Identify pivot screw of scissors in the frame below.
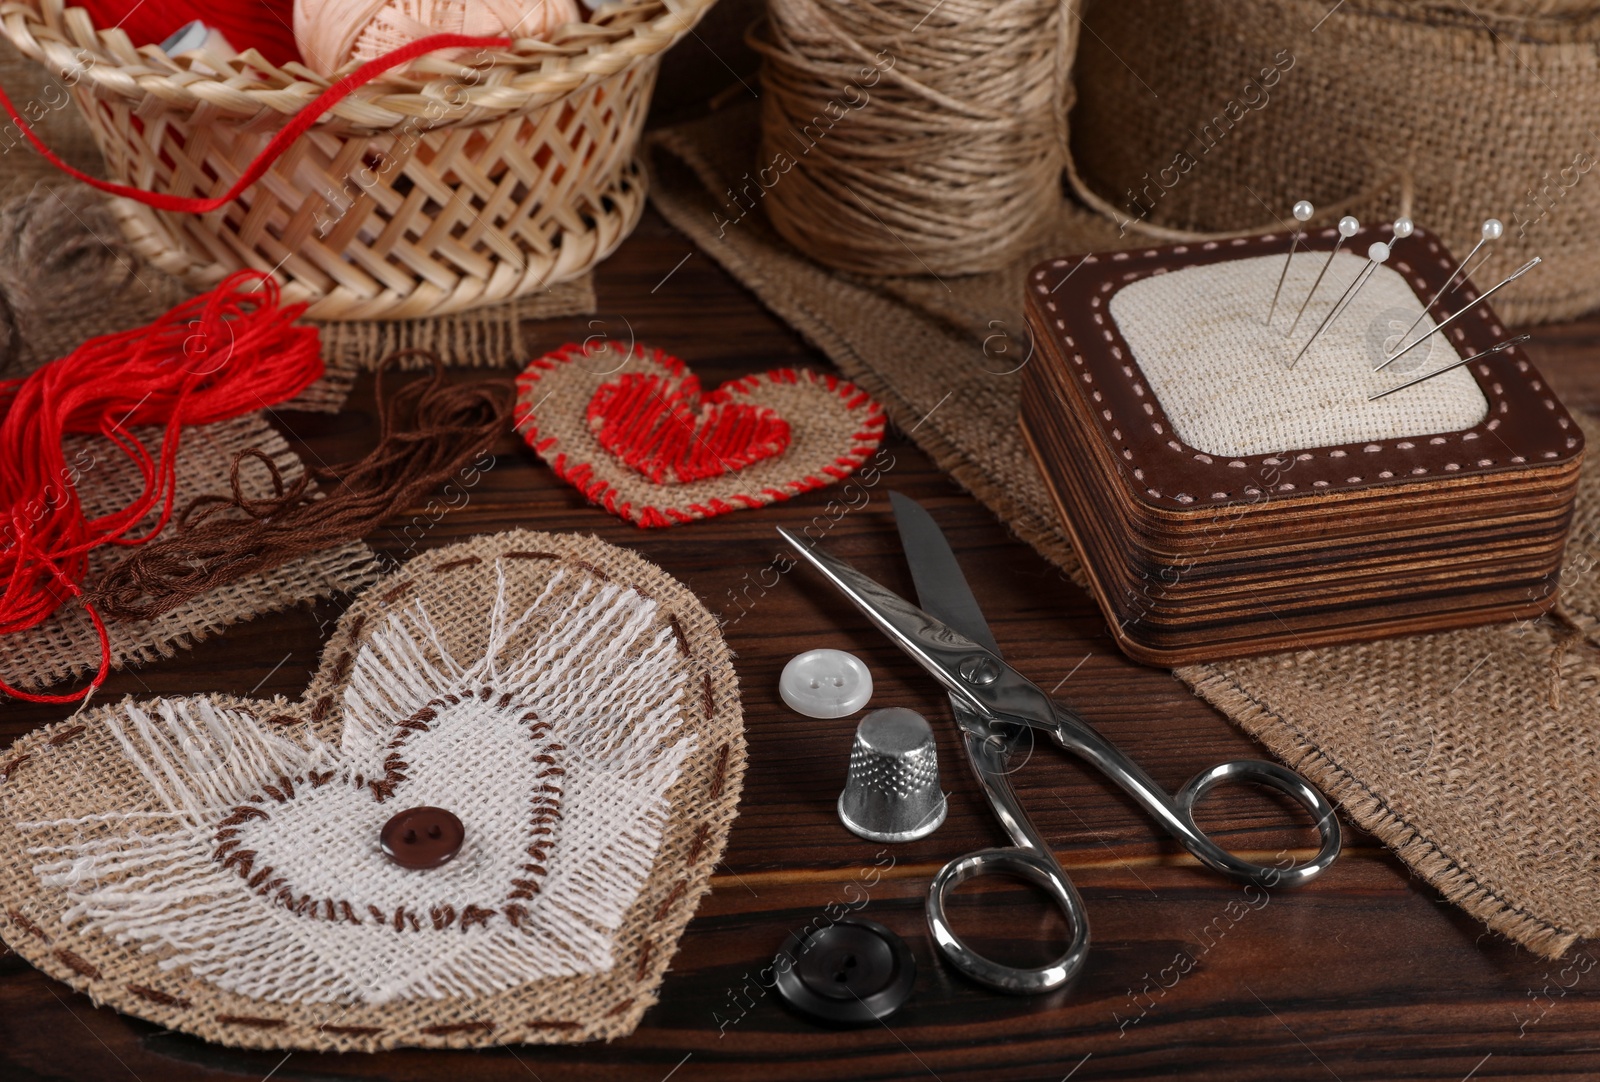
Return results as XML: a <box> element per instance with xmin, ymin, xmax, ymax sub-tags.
<box><xmin>959</xmin><ymin>655</ymin><xmax>1000</xmax><ymax>686</ymax></box>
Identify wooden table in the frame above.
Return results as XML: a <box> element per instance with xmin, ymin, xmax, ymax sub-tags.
<box><xmin>5</xmin><ymin>208</ymin><xmax>1600</xmax><ymax>1082</ymax></box>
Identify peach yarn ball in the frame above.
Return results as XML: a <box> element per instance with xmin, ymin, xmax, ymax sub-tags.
<box><xmin>293</xmin><ymin>0</ymin><xmax>582</xmax><ymax>75</ymax></box>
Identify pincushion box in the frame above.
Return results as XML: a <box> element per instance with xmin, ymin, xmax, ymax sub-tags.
<box><xmin>1019</xmin><ymin>226</ymin><xmax>1585</xmax><ymax>666</ymax></box>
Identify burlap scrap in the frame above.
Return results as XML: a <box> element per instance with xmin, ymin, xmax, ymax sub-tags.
<box><xmin>0</xmin><ymin>530</ymin><xmax>745</xmax><ymax>1050</ymax></box>
<box><xmin>0</xmin><ymin>414</ymin><xmax>380</xmax><ymax>694</ymax></box>
<box><xmin>650</xmin><ymin>106</ymin><xmax>1600</xmax><ymax>958</ymax></box>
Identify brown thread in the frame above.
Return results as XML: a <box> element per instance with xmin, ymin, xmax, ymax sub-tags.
<box><xmin>89</xmin><ymin>355</ymin><xmax>514</xmax><ymax>622</ymax></box>
<box><xmin>53</xmin><ymin>948</ymin><xmax>101</xmax><ymax>979</ymax></box>
<box><xmin>47</xmin><ymin>724</ymin><xmax>86</xmax><ymax>746</ymax></box>
<box><xmin>634</xmin><ymin>939</ymin><xmax>655</xmax><ymax>981</ymax></box>
<box><xmin>435</xmin><ymin>556</ymin><xmax>482</xmax><ymax>573</ymax></box>
<box><xmin>667</xmin><ymin>614</ymin><xmax>689</xmax><ymax>656</ymax></box>
<box><xmin>653</xmin><ymin>881</ymin><xmax>687</xmax><ymax>922</ymax></box>
<box><xmin>497</xmin><ymin>691</ymin><xmax>514</xmax><ymax>709</ymax></box>
<box><xmin>709</xmin><ymin>742</ymin><xmax>731</xmax><ymax>799</ymax></box>
<box><xmin>311</xmin><ymin>694</ymin><xmax>334</xmax><ymax>723</ymax></box>
<box><xmin>309</xmin><ymin>770</ymin><xmax>334</xmax><ymax>787</ymax></box>
<box><xmin>604</xmin><ymin>998</ymin><xmax>635</xmax><ymax>1017</ymax></box>
<box><xmin>330</xmin><ymin>650</ymin><xmax>354</xmax><ymax>682</ymax></box>
<box><xmin>570</xmin><ymin>558</ymin><xmax>610</xmax><ymax>581</ymax></box>
<box><xmin>219</xmin><ymin>805</ymin><xmax>270</xmax><ymax>825</ymax></box>
<box><xmin>127</xmin><ymin>984</ymin><xmax>191</xmax><ymax>1009</ymax></box>
<box><xmin>460</xmin><ymin>904</ymin><xmax>495</xmax><ymax>930</ymax></box>
<box><xmin>264</xmin><ymin>714</ymin><xmax>301</xmax><ymax>727</ymax></box>
<box><xmin>347</xmin><ymin>613</ymin><xmax>367</xmax><ymax>640</ymax></box>
<box><xmin>217</xmin><ymin>1014</ymin><xmax>287</xmax><ymax>1029</ymax></box>
<box><xmin>430</xmin><ymin>905</ymin><xmax>457</xmax><ymax>930</ymax></box>
<box><xmin>686</xmin><ymin>823</ymin><xmax>712</xmax><ymax>865</ymax></box>
<box><xmin>701</xmin><ymin>672</ymin><xmax>715</xmax><ymax>718</ymax></box>
<box><xmin>422</xmin><ymin>1021</ymin><xmax>494</xmax><ymax>1035</ymax></box>
<box><xmin>323</xmin><ymin>1024</ymin><xmax>383</xmax><ymax>1036</ymax></box>
<box><xmin>504</xmin><ymin>550</ymin><xmax>559</xmax><ymax>560</ymax></box>
<box><xmin>527</xmin><ymin>1019</ymin><xmax>581</xmax><ymax>1030</ymax></box>
<box><xmin>382</xmin><ymin>581</ymin><xmax>415</xmax><ymax>604</ymax></box>
<box><xmin>504</xmin><ymin>904</ymin><xmax>528</xmax><ymax>927</ymax></box>
<box><xmin>8</xmin><ymin>908</ymin><xmax>47</xmax><ymax>940</ymax></box>
<box><xmin>1</xmin><ymin>753</ymin><xmax>30</xmax><ymax>780</ymax></box>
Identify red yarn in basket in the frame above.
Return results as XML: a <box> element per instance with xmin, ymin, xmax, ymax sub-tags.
<box><xmin>0</xmin><ymin>32</ymin><xmax>512</xmax><ymax>214</ymax></box>
<box><xmin>75</xmin><ymin>1</ymin><xmax>302</xmax><ymax>67</ymax></box>
<box><xmin>0</xmin><ymin>270</ymin><xmax>323</xmax><ymax>704</ymax></box>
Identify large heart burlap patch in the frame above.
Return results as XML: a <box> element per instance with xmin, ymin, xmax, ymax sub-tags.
<box><xmin>0</xmin><ymin>531</ymin><xmax>744</xmax><ymax>1050</ymax></box>
<box><xmin>516</xmin><ymin>340</ymin><xmax>886</xmax><ymax>527</ymax></box>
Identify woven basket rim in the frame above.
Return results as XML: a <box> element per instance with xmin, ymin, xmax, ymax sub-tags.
<box><xmin>0</xmin><ymin>0</ymin><xmax>718</xmax><ymax>129</ymax></box>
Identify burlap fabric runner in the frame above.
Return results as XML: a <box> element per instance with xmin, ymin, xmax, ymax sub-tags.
<box><xmin>0</xmin><ymin>414</ymin><xmax>380</xmax><ymax>694</ymax></box>
<box><xmin>650</xmin><ymin>105</ymin><xmax>1600</xmax><ymax>957</ymax></box>
<box><xmin>1069</xmin><ymin>0</ymin><xmax>1600</xmax><ymax>326</ymax></box>
<box><xmin>0</xmin><ymin>530</ymin><xmax>746</xmax><ymax>1049</ymax></box>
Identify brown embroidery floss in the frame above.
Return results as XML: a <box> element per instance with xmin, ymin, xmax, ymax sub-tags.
<box><xmin>91</xmin><ymin>351</ymin><xmax>513</xmax><ymax>622</ymax></box>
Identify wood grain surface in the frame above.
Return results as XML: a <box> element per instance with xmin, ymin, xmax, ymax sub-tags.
<box><xmin>6</xmin><ymin>207</ymin><xmax>1600</xmax><ymax>1082</ymax></box>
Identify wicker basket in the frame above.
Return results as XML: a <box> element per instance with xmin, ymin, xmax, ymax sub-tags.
<box><xmin>0</xmin><ymin>0</ymin><xmax>718</xmax><ymax>320</ymax></box>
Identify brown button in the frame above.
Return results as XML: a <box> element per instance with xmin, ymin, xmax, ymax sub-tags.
<box><xmin>380</xmin><ymin>806</ymin><xmax>464</xmax><ymax>870</ymax></box>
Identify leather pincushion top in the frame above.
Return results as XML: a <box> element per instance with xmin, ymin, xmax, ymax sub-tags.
<box><xmin>1019</xmin><ymin>226</ymin><xmax>1584</xmax><ymax>665</ymax></box>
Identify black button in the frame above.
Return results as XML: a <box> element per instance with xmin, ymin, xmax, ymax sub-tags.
<box><xmin>774</xmin><ymin>917</ymin><xmax>915</xmax><ymax>1024</ymax></box>
<box><xmin>380</xmin><ymin>806</ymin><xmax>464</xmax><ymax>869</ymax></box>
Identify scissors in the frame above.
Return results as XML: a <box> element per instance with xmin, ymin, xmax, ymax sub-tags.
<box><xmin>776</xmin><ymin>492</ymin><xmax>1341</xmax><ymax>995</ymax></box>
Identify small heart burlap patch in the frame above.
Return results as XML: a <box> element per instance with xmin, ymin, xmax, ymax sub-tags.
<box><xmin>0</xmin><ymin>530</ymin><xmax>745</xmax><ymax>1050</ymax></box>
<box><xmin>516</xmin><ymin>340</ymin><xmax>886</xmax><ymax>527</ymax></box>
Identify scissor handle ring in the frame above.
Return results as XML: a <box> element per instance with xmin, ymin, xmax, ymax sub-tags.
<box><xmin>926</xmin><ymin>846</ymin><xmax>1090</xmax><ymax>995</ymax></box>
<box><xmin>1174</xmin><ymin>759</ymin><xmax>1342</xmax><ymax>888</ymax></box>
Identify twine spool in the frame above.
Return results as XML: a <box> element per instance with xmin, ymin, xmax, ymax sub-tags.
<box><xmin>751</xmin><ymin>0</ymin><xmax>1072</xmax><ymax>276</ymax></box>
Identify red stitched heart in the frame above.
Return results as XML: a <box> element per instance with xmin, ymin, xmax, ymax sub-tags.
<box><xmin>586</xmin><ymin>371</ymin><xmax>791</xmax><ymax>484</ymax></box>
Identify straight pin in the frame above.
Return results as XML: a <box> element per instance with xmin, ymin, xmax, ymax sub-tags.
<box><xmin>1367</xmin><ymin>335</ymin><xmax>1530</xmax><ymax>401</ymax></box>
<box><xmin>1376</xmin><ymin>256</ymin><xmax>1541</xmax><ymax>370</ymax></box>
<box><xmin>1392</xmin><ymin>218</ymin><xmax>1503</xmax><ymax>348</ymax></box>
<box><xmin>1266</xmin><ymin>199</ymin><xmax>1315</xmax><ymax>327</ymax></box>
<box><xmin>1286</xmin><ymin>215</ymin><xmax>1360</xmax><ymax>339</ymax></box>
<box><xmin>1287</xmin><ymin>240</ymin><xmax>1391</xmax><ymax>369</ymax></box>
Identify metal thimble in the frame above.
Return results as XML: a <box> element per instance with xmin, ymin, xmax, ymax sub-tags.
<box><xmin>838</xmin><ymin>708</ymin><xmax>947</xmax><ymax>843</ymax></box>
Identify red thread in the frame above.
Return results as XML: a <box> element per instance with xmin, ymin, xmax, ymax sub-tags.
<box><xmin>0</xmin><ymin>271</ymin><xmax>321</xmax><ymax>702</ymax></box>
<box><xmin>0</xmin><ymin>34</ymin><xmax>512</xmax><ymax>215</ymax></box>
<box><xmin>586</xmin><ymin>347</ymin><xmax>791</xmax><ymax>483</ymax></box>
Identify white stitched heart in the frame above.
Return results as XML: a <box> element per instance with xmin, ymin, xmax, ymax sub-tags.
<box><xmin>30</xmin><ymin>563</ymin><xmax>695</xmax><ymax>1005</ymax></box>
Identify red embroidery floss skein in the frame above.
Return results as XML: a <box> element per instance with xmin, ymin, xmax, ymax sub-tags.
<box><xmin>0</xmin><ymin>270</ymin><xmax>323</xmax><ymax>703</ymax></box>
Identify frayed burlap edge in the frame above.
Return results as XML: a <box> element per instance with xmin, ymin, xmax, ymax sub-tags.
<box><xmin>0</xmin><ymin>530</ymin><xmax>744</xmax><ymax>1050</ymax></box>
<box><xmin>314</xmin><ymin>279</ymin><xmax>597</xmax><ymax>370</ymax></box>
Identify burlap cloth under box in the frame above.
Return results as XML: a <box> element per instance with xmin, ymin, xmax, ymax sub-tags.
<box><xmin>0</xmin><ymin>530</ymin><xmax>745</xmax><ymax>1050</ymax></box>
<box><xmin>650</xmin><ymin>104</ymin><xmax>1600</xmax><ymax>958</ymax></box>
<box><xmin>1068</xmin><ymin>0</ymin><xmax>1600</xmax><ymax>326</ymax></box>
<box><xmin>0</xmin><ymin>413</ymin><xmax>380</xmax><ymax>694</ymax></box>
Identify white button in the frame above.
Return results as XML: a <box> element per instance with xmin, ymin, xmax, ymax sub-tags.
<box><xmin>780</xmin><ymin>649</ymin><xmax>873</xmax><ymax>719</ymax></box>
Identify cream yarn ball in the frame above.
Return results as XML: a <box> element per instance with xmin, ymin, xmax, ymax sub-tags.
<box><xmin>294</xmin><ymin>0</ymin><xmax>581</xmax><ymax>76</ymax></box>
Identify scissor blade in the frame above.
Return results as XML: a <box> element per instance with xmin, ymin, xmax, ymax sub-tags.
<box><xmin>889</xmin><ymin>491</ymin><xmax>1001</xmax><ymax>658</ymax></box>
<box><xmin>776</xmin><ymin>526</ymin><xmax>998</xmax><ymax>717</ymax></box>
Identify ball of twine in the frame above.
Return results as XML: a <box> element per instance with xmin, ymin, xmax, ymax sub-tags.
<box><xmin>751</xmin><ymin>0</ymin><xmax>1069</xmax><ymax>276</ymax></box>
<box><xmin>293</xmin><ymin>0</ymin><xmax>581</xmax><ymax>76</ymax></box>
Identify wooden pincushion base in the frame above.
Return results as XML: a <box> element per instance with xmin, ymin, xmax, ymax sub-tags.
<box><xmin>1020</xmin><ymin>227</ymin><xmax>1584</xmax><ymax>665</ymax></box>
